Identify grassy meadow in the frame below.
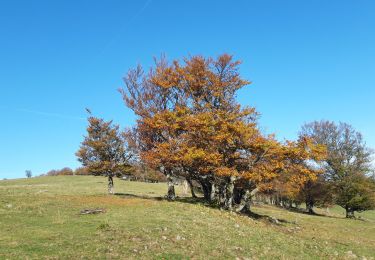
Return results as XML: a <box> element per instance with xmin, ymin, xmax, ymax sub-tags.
<box><xmin>0</xmin><ymin>176</ymin><xmax>374</xmax><ymax>259</ymax></box>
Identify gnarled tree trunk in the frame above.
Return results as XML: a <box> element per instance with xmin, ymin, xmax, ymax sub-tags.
<box><xmin>108</xmin><ymin>175</ymin><xmax>114</xmax><ymax>194</ymax></box>
<box><xmin>186</xmin><ymin>177</ymin><xmax>197</xmax><ymax>198</ymax></box>
<box><xmin>306</xmin><ymin>199</ymin><xmax>314</xmax><ymax>214</ymax></box>
<box><xmin>235</xmin><ymin>188</ymin><xmax>259</xmax><ymax>214</ymax></box>
<box><xmin>225</xmin><ymin>176</ymin><xmax>236</xmax><ymax>211</ymax></box>
<box><xmin>166</xmin><ymin>173</ymin><xmax>175</xmax><ymax>201</ymax></box>
<box><xmin>210</xmin><ymin>183</ymin><xmax>217</xmax><ymax>202</ymax></box>
<box><xmin>218</xmin><ymin>184</ymin><xmax>226</xmax><ymax>207</ymax></box>
<box><xmin>345</xmin><ymin>207</ymin><xmax>355</xmax><ymax>218</ymax></box>
<box><xmin>199</xmin><ymin>179</ymin><xmax>212</xmax><ymax>201</ymax></box>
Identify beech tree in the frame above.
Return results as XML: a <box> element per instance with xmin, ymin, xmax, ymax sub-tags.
<box><xmin>259</xmin><ymin>138</ymin><xmax>329</xmax><ymax>211</ymax></box>
<box><xmin>296</xmin><ymin>176</ymin><xmax>334</xmax><ymax>213</ymax></box>
<box><xmin>121</xmin><ymin>54</ymin><xmax>325</xmax><ymax>212</ymax></box>
<box><xmin>76</xmin><ymin>113</ymin><xmax>132</xmax><ymax>194</ymax></box>
<box><xmin>301</xmin><ymin>121</ymin><xmax>375</xmax><ymax>218</ymax></box>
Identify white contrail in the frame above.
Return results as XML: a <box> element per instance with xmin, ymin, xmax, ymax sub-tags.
<box><xmin>96</xmin><ymin>0</ymin><xmax>153</xmax><ymax>57</ymax></box>
<box><xmin>16</xmin><ymin>108</ymin><xmax>86</xmax><ymax>121</ymax></box>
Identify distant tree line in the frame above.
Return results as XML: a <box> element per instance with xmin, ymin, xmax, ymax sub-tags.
<box><xmin>41</xmin><ymin>167</ymin><xmax>88</xmax><ymax>176</ymax></box>
<box><xmin>75</xmin><ymin>54</ymin><xmax>375</xmax><ymax>218</ymax></box>
<box><xmin>42</xmin><ymin>165</ymin><xmax>165</xmax><ymax>182</ymax></box>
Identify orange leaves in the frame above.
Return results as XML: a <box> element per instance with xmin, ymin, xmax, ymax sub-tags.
<box><xmin>215</xmin><ymin>166</ymin><xmax>238</xmax><ymax>177</ymax></box>
<box><xmin>150</xmin><ymin>66</ymin><xmax>180</xmax><ymax>89</ymax></box>
<box><xmin>266</xmin><ymin>137</ymin><xmax>328</xmax><ymax>195</ymax></box>
<box><xmin>122</xmin><ymin>53</ymin><xmax>328</xmax><ymax>200</ymax></box>
<box><xmin>76</xmin><ymin>115</ymin><xmax>131</xmax><ymax>177</ymax></box>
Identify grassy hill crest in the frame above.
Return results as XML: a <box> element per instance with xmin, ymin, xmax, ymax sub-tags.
<box><xmin>1</xmin><ymin>176</ymin><xmax>374</xmax><ymax>259</ymax></box>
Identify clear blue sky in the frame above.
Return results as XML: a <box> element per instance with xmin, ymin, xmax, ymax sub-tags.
<box><xmin>1</xmin><ymin>0</ymin><xmax>374</xmax><ymax>179</ymax></box>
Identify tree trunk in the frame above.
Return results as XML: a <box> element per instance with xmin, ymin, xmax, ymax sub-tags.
<box><xmin>345</xmin><ymin>207</ymin><xmax>355</xmax><ymax>218</ymax></box>
<box><xmin>218</xmin><ymin>184</ymin><xmax>226</xmax><ymax>207</ymax></box>
<box><xmin>166</xmin><ymin>173</ymin><xmax>175</xmax><ymax>201</ymax></box>
<box><xmin>186</xmin><ymin>177</ymin><xmax>197</xmax><ymax>198</ymax></box>
<box><xmin>306</xmin><ymin>200</ymin><xmax>314</xmax><ymax>214</ymax></box>
<box><xmin>275</xmin><ymin>194</ymin><xmax>280</xmax><ymax>206</ymax></box>
<box><xmin>235</xmin><ymin>188</ymin><xmax>258</xmax><ymax>213</ymax></box>
<box><xmin>108</xmin><ymin>175</ymin><xmax>114</xmax><ymax>194</ymax></box>
<box><xmin>235</xmin><ymin>190</ymin><xmax>251</xmax><ymax>213</ymax></box>
<box><xmin>225</xmin><ymin>176</ymin><xmax>236</xmax><ymax>211</ymax></box>
<box><xmin>182</xmin><ymin>180</ymin><xmax>189</xmax><ymax>195</ymax></box>
<box><xmin>200</xmin><ymin>180</ymin><xmax>211</xmax><ymax>201</ymax></box>
<box><xmin>210</xmin><ymin>183</ymin><xmax>216</xmax><ymax>202</ymax></box>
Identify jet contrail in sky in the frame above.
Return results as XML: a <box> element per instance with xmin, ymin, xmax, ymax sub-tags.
<box><xmin>16</xmin><ymin>108</ymin><xmax>86</xmax><ymax>121</ymax></box>
<box><xmin>96</xmin><ymin>0</ymin><xmax>153</xmax><ymax>57</ymax></box>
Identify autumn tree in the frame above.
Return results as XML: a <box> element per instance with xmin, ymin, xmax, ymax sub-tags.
<box><xmin>121</xmin><ymin>54</ymin><xmax>325</xmax><ymax>212</ymax></box>
<box><xmin>301</xmin><ymin>121</ymin><xmax>375</xmax><ymax>218</ymax></box>
<box><xmin>76</xmin><ymin>112</ymin><xmax>132</xmax><ymax>194</ymax></box>
<box><xmin>257</xmin><ymin>137</ymin><xmax>328</xmax><ymax>211</ymax></box>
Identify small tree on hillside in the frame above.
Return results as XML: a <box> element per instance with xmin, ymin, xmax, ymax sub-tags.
<box><xmin>25</xmin><ymin>170</ymin><xmax>32</xmax><ymax>178</ymax></box>
<box><xmin>76</xmin><ymin>112</ymin><xmax>132</xmax><ymax>194</ymax></box>
<box><xmin>301</xmin><ymin>121</ymin><xmax>375</xmax><ymax>218</ymax></box>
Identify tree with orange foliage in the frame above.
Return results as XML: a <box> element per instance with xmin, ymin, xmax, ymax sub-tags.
<box><xmin>260</xmin><ymin>137</ymin><xmax>329</xmax><ymax>212</ymax></box>
<box><xmin>121</xmin><ymin>54</ymin><xmax>326</xmax><ymax>212</ymax></box>
<box><xmin>76</xmin><ymin>112</ymin><xmax>132</xmax><ymax>194</ymax></box>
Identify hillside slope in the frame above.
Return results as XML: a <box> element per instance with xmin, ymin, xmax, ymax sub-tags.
<box><xmin>0</xmin><ymin>176</ymin><xmax>374</xmax><ymax>259</ymax></box>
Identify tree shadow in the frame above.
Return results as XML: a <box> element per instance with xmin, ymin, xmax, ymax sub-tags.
<box><xmin>250</xmin><ymin>203</ymin><xmax>350</xmax><ymax>221</ymax></box>
<box><xmin>278</xmin><ymin>205</ymin><xmax>343</xmax><ymax>219</ymax></box>
<box><xmin>240</xmin><ymin>210</ymin><xmax>294</xmax><ymax>225</ymax></box>
<box><xmin>175</xmin><ymin>196</ymin><xmax>214</xmax><ymax>206</ymax></box>
<box><xmin>114</xmin><ymin>193</ymin><xmax>295</xmax><ymax>225</ymax></box>
<box><xmin>115</xmin><ymin>193</ymin><xmax>211</xmax><ymax>205</ymax></box>
<box><xmin>114</xmin><ymin>192</ymin><xmax>165</xmax><ymax>201</ymax></box>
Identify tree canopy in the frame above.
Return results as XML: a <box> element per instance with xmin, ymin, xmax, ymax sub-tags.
<box><xmin>120</xmin><ymin>54</ymin><xmax>326</xmax><ymax>211</ymax></box>
<box><xmin>76</xmin><ymin>114</ymin><xmax>132</xmax><ymax>194</ymax></box>
<box><xmin>301</xmin><ymin>121</ymin><xmax>375</xmax><ymax>217</ymax></box>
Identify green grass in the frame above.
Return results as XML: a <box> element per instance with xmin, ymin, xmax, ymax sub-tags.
<box><xmin>0</xmin><ymin>176</ymin><xmax>374</xmax><ymax>259</ymax></box>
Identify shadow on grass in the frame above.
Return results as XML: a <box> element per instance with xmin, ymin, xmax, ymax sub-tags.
<box><xmin>115</xmin><ymin>193</ymin><xmax>210</xmax><ymax>205</ymax></box>
<box><xmin>241</xmin><ymin>210</ymin><xmax>295</xmax><ymax>225</ymax></box>
<box><xmin>115</xmin><ymin>192</ymin><xmax>366</xmax><ymax>222</ymax></box>
<box><xmin>114</xmin><ymin>192</ymin><xmax>165</xmax><ymax>201</ymax></box>
<box><xmin>114</xmin><ymin>193</ymin><xmax>294</xmax><ymax>224</ymax></box>
<box><xmin>271</xmin><ymin>205</ymin><xmax>344</xmax><ymax>219</ymax></box>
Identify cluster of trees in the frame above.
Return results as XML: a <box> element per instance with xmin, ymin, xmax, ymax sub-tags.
<box><xmin>44</xmin><ymin>167</ymin><xmax>74</xmax><ymax>176</ymax></box>
<box><xmin>42</xmin><ymin>167</ymin><xmax>90</xmax><ymax>176</ymax></box>
<box><xmin>257</xmin><ymin>121</ymin><xmax>375</xmax><ymax>218</ymax></box>
<box><xmin>300</xmin><ymin>121</ymin><xmax>374</xmax><ymax>217</ymax></box>
<box><xmin>76</xmin><ymin>54</ymin><xmax>375</xmax><ymax>218</ymax></box>
<box><xmin>41</xmin><ymin>164</ymin><xmax>164</xmax><ymax>183</ymax></box>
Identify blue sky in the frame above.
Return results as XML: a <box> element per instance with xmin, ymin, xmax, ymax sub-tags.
<box><xmin>1</xmin><ymin>0</ymin><xmax>374</xmax><ymax>179</ymax></box>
